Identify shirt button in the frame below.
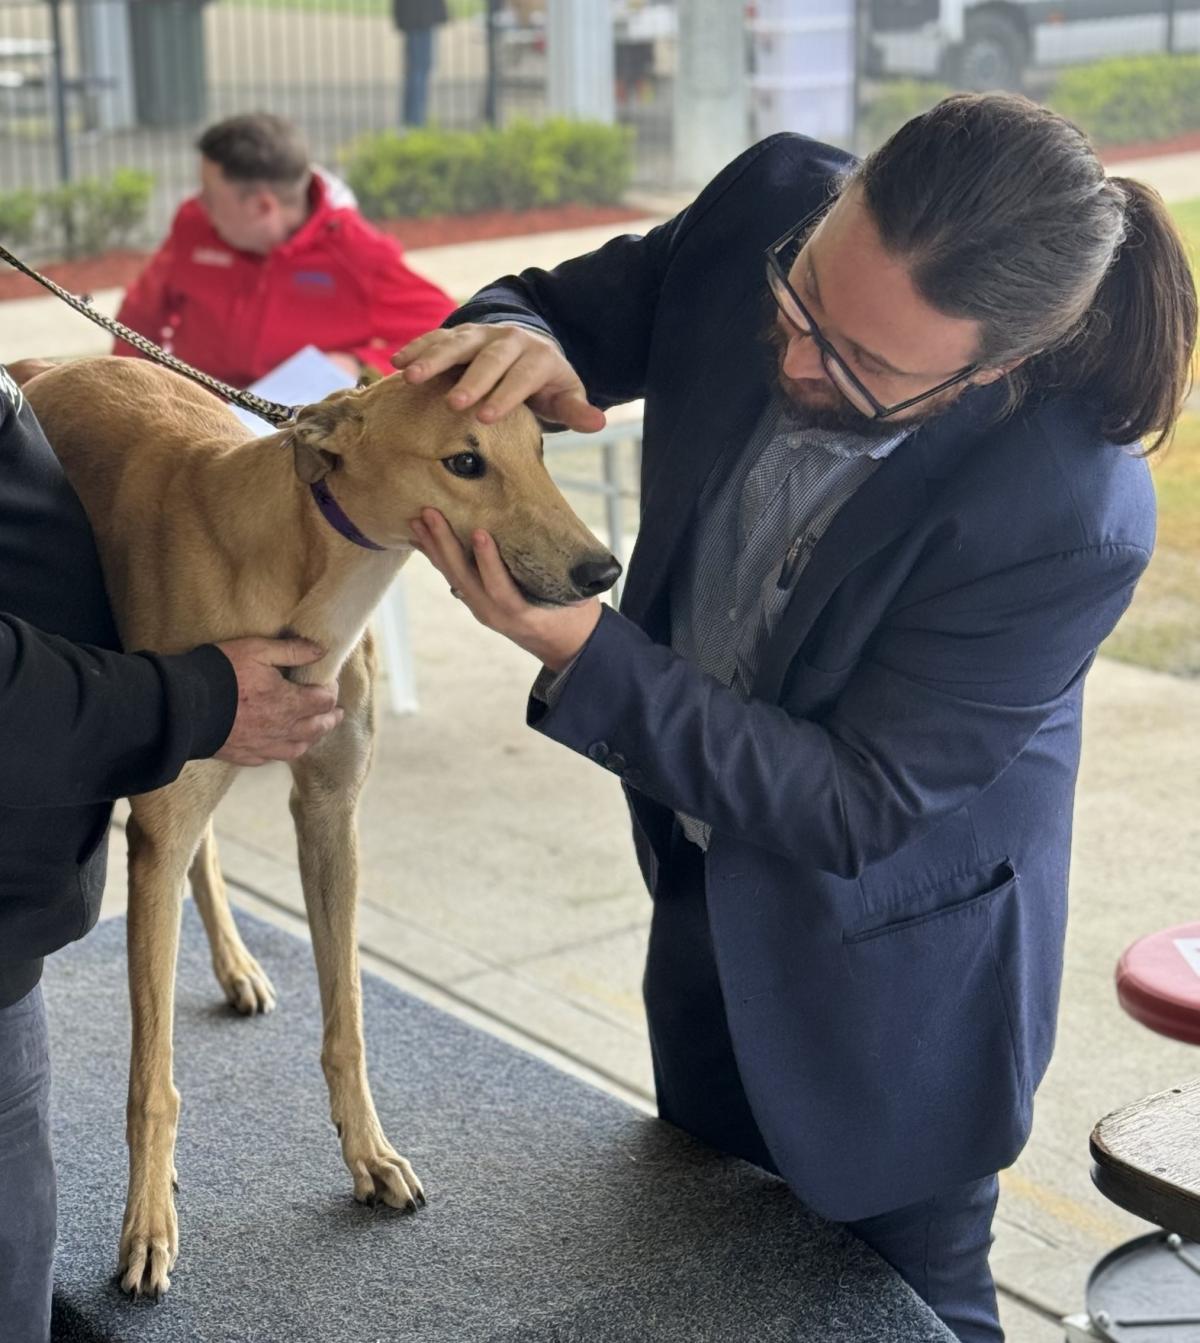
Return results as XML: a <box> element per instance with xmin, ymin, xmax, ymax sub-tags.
<box><xmin>605</xmin><ymin>752</ymin><xmax>627</xmax><ymax>774</ymax></box>
<box><xmin>586</xmin><ymin>741</ymin><xmax>610</xmax><ymax>762</ymax></box>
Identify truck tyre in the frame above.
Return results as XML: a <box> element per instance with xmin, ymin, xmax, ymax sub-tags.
<box><xmin>954</xmin><ymin>11</ymin><xmax>1028</xmax><ymax>90</ymax></box>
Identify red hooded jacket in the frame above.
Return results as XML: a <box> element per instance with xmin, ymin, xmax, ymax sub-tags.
<box><xmin>114</xmin><ymin>174</ymin><xmax>454</xmax><ymax>387</ymax></box>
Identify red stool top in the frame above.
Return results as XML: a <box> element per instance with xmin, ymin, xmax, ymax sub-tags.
<box><xmin>1117</xmin><ymin>923</ymin><xmax>1200</xmax><ymax>1045</ymax></box>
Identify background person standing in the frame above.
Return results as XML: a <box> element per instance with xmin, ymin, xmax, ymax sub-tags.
<box><xmin>392</xmin><ymin>0</ymin><xmax>449</xmax><ymax>128</ymax></box>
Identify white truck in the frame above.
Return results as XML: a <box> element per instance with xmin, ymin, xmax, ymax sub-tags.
<box><xmin>867</xmin><ymin>0</ymin><xmax>1200</xmax><ymax>90</ymax></box>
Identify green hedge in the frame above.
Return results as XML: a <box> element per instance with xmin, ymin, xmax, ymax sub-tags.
<box><xmin>0</xmin><ymin>188</ymin><xmax>39</xmax><ymax>250</ymax></box>
<box><xmin>342</xmin><ymin>119</ymin><xmax>635</xmax><ymax>219</ymax></box>
<box><xmin>859</xmin><ymin>79</ymin><xmax>954</xmax><ymax>152</ymax></box>
<box><xmin>47</xmin><ymin>169</ymin><xmax>155</xmax><ymax>257</ymax></box>
<box><xmin>860</xmin><ymin>56</ymin><xmax>1200</xmax><ymax>155</ymax></box>
<box><xmin>1049</xmin><ymin>54</ymin><xmax>1200</xmax><ymax>148</ymax></box>
<box><xmin>0</xmin><ymin>169</ymin><xmax>154</xmax><ymax>260</ymax></box>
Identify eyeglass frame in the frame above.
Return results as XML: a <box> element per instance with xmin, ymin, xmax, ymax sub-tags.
<box><xmin>764</xmin><ymin>204</ymin><xmax>980</xmax><ymax>421</ymax></box>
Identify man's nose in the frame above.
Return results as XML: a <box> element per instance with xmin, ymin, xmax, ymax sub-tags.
<box><xmin>781</xmin><ymin>330</ymin><xmax>824</xmax><ymax>382</ymax></box>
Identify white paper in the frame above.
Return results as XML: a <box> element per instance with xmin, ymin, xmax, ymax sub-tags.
<box><xmin>229</xmin><ymin>345</ymin><xmax>357</xmax><ymax>435</ymax></box>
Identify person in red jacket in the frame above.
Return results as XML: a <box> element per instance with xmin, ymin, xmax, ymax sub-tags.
<box><xmin>114</xmin><ymin>112</ymin><xmax>455</xmax><ymax>388</ymax></box>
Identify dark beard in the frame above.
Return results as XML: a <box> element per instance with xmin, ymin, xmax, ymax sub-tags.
<box><xmin>762</xmin><ymin>315</ymin><xmax>955</xmax><ymax>442</ymax></box>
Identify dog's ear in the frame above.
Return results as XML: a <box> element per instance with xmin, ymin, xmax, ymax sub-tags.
<box><xmin>286</xmin><ymin>388</ymin><xmax>363</xmax><ymax>483</ymax></box>
<box><xmin>293</xmin><ymin>439</ymin><xmax>339</xmax><ymax>484</ymax></box>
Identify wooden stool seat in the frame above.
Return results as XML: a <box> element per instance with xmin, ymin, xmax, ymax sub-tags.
<box><xmin>1090</xmin><ymin>1077</ymin><xmax>1200</xmax><ymax>1238</ymax></box>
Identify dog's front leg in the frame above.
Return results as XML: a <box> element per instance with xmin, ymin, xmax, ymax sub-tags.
<box><xmin>119</xmin><ymin>766</ymin><xmax>234</xmax><ymax>1298</ymax></box>
<box><xmin>289</xmin><ymin>678</ymin><xmax>423</xmax><ymax>1212</ymax></box>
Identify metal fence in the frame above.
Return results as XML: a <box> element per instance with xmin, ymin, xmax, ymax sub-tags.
<box><xmin>0</xmin><ymin>0</ymin><xmax>673</xmax><ymax>248</ymax></box>
<box><xmin>1</xmin><ymin>0</ymin><xmax>1196</xmax><ymax>258</ymax></box>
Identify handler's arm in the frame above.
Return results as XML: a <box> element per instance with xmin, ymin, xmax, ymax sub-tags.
<box><xmin>528</xmin><ymin>543</ymin><xmax>1149</xmax><ymax>877</ymax></box>
<box><xmin>0</xmin><ymin>614</ymin><xmax>235</xmax><ymax>807</ymax></box>
<box><xmin>0</xmin><ymin>620</ymin><xmax>343</xmax><ymax>806</ymax></box>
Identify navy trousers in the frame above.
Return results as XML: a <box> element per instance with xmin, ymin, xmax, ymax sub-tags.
<box><xmin>643</xmin><ymin>829</ymin><xmax>1004</xmax><ymax>1343</ymax></box>
<box><xmin>0</xmin><ymin>984</ymin><xmax>56</xmax><ymax>1343</ymax></box>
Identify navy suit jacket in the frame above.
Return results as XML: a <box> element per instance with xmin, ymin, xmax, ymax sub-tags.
<box><xmin>450</xmin><ymin>134</ymin><xmax>1155</xmax><ymax>1221</ymax></box>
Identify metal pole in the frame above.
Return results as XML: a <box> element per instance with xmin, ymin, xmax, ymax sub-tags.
<box><xmin>47</xmin><ymin>0</ymin><xmax>72</xmax><ymax>185</ymax></box>
<box><xmin>76</xmin><ymin>0</ymin><xmax>137</xmax><ymax>132</ymax></box>
<box><xmin>484</xmin><ymin>0</ymin><xmax>500</xmax><ymax>126</ymax></box>
<box><xmin>1166</xmin><ymin>0</ymin><xmax>1178</xmax><ymax>53</ymax></box>
<box><xmin>852</xmin><ymin>0</ymin><xmax>865</xmax><ymax>155</ymax></box>
<box><xmin>673</xmin><ymin>0</ymin><xmax>748</xmax><ymax>189</ymax></box>
<box><xmin>47</xmin><ymin>0</ymin><xmax>75</xmax><ymax>256</ymax></box>
<box><xmin>547</xmin><ymin>0</ymin><xmax>615</xmax><ymax>123</ymax></box>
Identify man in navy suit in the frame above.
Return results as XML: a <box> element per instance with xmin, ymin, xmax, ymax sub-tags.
<box><xmin>395</xmin><ymin>94</ymin><xmax>1196</xmax><ymax>1340</ymax></box>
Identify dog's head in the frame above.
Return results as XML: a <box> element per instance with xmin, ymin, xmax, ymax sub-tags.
<box><xmin>283</xmin><ymin>372</ymin><xmax>620</xmax><ymax>606</ymax></box>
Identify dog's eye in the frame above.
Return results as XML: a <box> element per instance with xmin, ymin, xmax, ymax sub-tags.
<box><xmin>443</xmin><ymin>452</ymin><xmax>485</xmax><ymax>479</ymax></box>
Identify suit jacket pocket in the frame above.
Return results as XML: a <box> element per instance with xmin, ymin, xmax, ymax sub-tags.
<box><xmin>843</xmin><ymin>859</ymin><xmax>1016</xmax><ymax>945</ymax></box>
<box><xmin>734</xmin><ymin>856</ymin><xmax>1030</xmax><ymax>1205</ymax></box>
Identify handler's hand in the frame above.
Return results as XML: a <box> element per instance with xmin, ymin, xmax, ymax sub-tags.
<box><xmin>410</xmin><ymin>509</ymin><xmax>601</xmax><ymax>673</ymax></box>
<box><xmin>213</xmin><ymin>637</ymin><xmax>344</xmax><ymax>766</ymax></box>
<box><xmin>392</xmin><ymin>323</ymin><xmax>606</xmax><ymax>434</ymax></box>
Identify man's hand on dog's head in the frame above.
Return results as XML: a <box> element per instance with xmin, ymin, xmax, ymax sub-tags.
<box><xmin>212</xmin><ymin>636</ymin><xmax>343</xmax><ymax>766</ymax></box>
<box><xmin>393</xmin><ymin>323</ymin><xmax>606</xmax><ymax>434</ymax></box>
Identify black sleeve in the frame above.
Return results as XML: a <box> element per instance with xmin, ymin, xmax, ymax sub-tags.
<box><xmin>0</xmin><ymin>614</ymin><xmax>237</xmax><ymax>808</ymax></box>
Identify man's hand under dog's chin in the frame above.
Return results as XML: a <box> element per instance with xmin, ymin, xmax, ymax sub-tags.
<box><xmin>408</xmin><ymin>508</ymin><xmax>601</xmax><ymax>673</ymax></box>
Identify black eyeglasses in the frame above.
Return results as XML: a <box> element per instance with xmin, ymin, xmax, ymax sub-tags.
<box><xmin>765</xmin><ymin>206</ymin><xmax>979</xmax><ymax>421</ymax></box>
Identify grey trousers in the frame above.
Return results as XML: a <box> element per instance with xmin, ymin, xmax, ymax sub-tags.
<box><xmin>0</xmin><ymin>984</ymin><xmax>55</xmax><ymax>1343</ymax></box>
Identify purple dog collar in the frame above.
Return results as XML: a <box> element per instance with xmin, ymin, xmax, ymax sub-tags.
<box><xmin>309</xmin><ymin>478</ymin><xmax>387</xmax><ymax>552</ymax></box>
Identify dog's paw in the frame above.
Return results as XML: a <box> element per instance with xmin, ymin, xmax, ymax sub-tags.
<box><xmin>345</xmin><ymin>1131</ymin><xmax>425</xmax><ymax>1212</ymax></box>
<box><xmin>213</xmin><ymin>946</ymin><xmax>276</xmax><ymax>1016</ymax></box>
<box><xmin>118</xmin><ymin>1197</ymin><xmax>179</xmax><ymax>1300</ymax></box>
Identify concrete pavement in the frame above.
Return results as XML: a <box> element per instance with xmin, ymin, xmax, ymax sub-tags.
<box><xmin>10</xmin><ymin>153</ymin><xmax>1200</xmax><ymax>1339</ymax></box>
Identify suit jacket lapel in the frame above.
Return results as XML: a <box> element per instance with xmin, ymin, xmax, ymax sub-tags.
<box><xmin>749</xmin><ymin>446</ymin><xmax>928</xmax><ymax>703</ymax></box>
<box><xmin>751</xmin><ymin>382</ymin><xmax>1010</xmax><ymax>704</ymax></box>
<box><xmin>620</xmin><ymin>289</ymin><xmax>772</xmax><ymax>633</ymax></box>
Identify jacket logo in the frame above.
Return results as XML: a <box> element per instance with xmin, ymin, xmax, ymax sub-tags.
<box><xmin>293</xmin><ymin>270</ymin><xmax>335</xmax><ymax>290</ymax></box>
<box><xmin>192</xmin><ymin>247</ymin><xmax>234</xmax><ymax>267</ymax></box>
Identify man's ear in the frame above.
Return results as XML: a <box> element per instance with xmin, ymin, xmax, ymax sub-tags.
<box><xmin>971</xmin><ymin>356</ymin><xmax>1029</xmax><ymax>388</ymax></box>
<box><xmin>286</xmin><ymin>388</ymin><xmax>362</xmax><ymax>483</ymax></box>
<box><xmin>250</xmin><ymin>187</ymin><xmax>277</xmax><ymax>221</ymax></box>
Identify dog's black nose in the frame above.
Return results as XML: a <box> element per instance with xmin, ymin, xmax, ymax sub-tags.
<box><xmin>570</xmin><ymin>556</ymin><xmax>622</xmax><ymax>598</ymax></box>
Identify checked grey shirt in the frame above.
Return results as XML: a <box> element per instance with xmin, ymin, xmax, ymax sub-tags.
<box><xmin>671</xmin><ymin>393</ymin><xmax>907</xmax><ymax>849</ymax></box>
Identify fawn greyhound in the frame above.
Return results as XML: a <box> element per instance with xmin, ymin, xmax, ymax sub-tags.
<box><xmin>24</xmin><ymin>355</ymin><xmax>619</xmax><ymax>1300</ymax></box>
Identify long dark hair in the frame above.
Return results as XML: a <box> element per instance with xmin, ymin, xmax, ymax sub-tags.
<box><xmin>852</xmin><ymin>93</ymin><xmax>1196</xmax><ymax>453</ymax></box>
